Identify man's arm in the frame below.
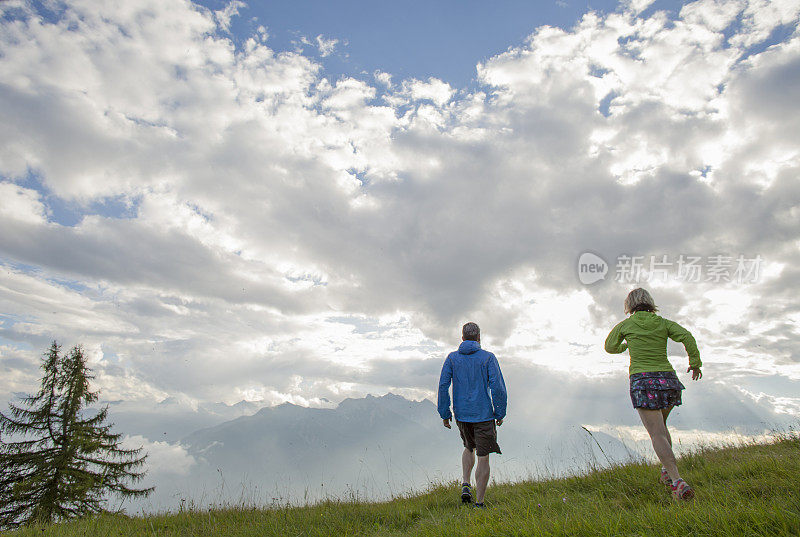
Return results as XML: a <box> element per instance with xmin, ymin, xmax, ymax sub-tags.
<box><xmin>437</xmin><ymin>356</ymin><xmax>453</xmax><ymax>423</ymax></box>
<box><xmin>487</xmin><ymin>354</ymin><xmax>507</xmax><ymax>423</ymax></box>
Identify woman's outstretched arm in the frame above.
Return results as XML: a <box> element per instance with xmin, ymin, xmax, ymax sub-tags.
<box><xmin>665</xmin><ymin>320</ymin><xmax>702</xmax><ymax>369</ymax></box>
<box><xmin>604</xmin><ymin>321</ymin><xmax>628</xmax><ymax>354</ymax></box>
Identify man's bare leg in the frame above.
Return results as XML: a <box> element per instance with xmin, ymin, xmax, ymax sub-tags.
<box><xmin>462</xmin><ymin>448</ymin><xmax>475</xmax><ymax>485</ymax></box>
<box><xmin>638</xmin><ymin>408</ymin><xmax>680</xmax><ymax>483</ymax></box>
<box><xmin>475</xmin><ymin>455</ymin><xmax>490</xmax><ymax>504</ymax></box>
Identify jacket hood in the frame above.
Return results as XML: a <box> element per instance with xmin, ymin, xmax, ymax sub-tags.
<box><xmin>630</xmin><ymin>310</ymin><xmax>662</xmax><ymax>329</ymax></box>
<box><xmin>458</xmin><ymin>340</ymin><xmax>481</xmax><ymax>355</ymax></box>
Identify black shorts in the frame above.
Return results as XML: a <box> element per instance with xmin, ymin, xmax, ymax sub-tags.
<box><xmin>457</xmin><ymin>420</ymin><xmax>501</xmax><ymax>456</ymax></box>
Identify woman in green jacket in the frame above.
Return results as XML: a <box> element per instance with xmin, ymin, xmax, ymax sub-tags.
<box><xmin>605</xmin><ymin>288</ymin><xmax>702</xmax><ymax>500</ymax></box>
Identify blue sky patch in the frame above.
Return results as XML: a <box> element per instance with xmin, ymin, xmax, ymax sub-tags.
<box><xmin>195</xmin><ymin>0</ymin><xmax>625</xmax><ymax>89</ymax></box>
<box><xmin>9</xmin><ymin>172</ymin><xmax>141</xmax><ymax>226</ymax></box>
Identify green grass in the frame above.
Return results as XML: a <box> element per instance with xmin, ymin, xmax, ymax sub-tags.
<box><xmin>8</xmin><ymin>433</ymin><xmax>800</xmax><ymax>536</ymax></box>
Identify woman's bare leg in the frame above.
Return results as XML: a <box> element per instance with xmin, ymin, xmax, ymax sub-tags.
<box><xmin>638</xmin><ymin>408</ymin><xmax>681</xmax><ymax>483</ymax></box>
<box><xmin>661</xmin><ymin>406</ymin><xmax>673</xmax><ymax>447</ymax></box>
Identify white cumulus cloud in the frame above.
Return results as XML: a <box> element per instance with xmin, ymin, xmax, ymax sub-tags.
<box><xmin>0</xmin><ymin>0</ymin><xmax>799</xmax><ymax>464</ymax></box>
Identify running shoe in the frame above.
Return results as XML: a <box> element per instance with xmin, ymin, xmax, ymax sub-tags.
<box><xmin>671</xmin><ymin>478</ymin><xmax>695</xmax><ymax>500</ymax></box>
<box><xmin>461</xmin><ymin>483</ymin><xmax>473</xmax><ymax>504</ymax></box>
<box><xmin>659</xmin><ymin>467</ymin><xmax>672</xmax><ymax>486</ymax></box>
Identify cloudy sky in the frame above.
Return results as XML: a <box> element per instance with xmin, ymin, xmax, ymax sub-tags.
<box><xmin>1</xmin><ymin>0</ymin><xmax>800</xmax><ymax>492</ymax></box>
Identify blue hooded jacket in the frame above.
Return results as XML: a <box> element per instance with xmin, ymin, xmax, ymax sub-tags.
<box><xmin>437</xmin><ymin>340</ymin><xmax>507</xmax><ymax>422</ymax></box>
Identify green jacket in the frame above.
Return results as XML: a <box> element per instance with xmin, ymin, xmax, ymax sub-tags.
<box><xmin>604</xmin><ymin>311</ymin><xmax>702</xmax><ymax>375</ymax></box>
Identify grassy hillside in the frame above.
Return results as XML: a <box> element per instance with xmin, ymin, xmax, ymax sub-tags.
<box><xmin>8</xmin><ymin>433</ymin><xmax>800</xmax><ymax>537</ymax></box>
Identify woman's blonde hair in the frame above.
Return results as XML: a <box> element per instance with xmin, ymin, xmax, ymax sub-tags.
<box><xmin>624</xmin><ymin>287</ymin><xmax>658</xmax><ymax>314</ymax></box>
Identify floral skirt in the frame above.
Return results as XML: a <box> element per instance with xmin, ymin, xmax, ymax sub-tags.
<box><xmin>629</xmin><ymin>371</ymin><xmax>685</xmax><ymax>410</ymax></box>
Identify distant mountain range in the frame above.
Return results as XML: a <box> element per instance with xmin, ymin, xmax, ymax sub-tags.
<box><xmin>181</xmin><ymin>394</ymin><xmax>454</xmax><ymax>498</ymax></box>
<box><xmin>103</xmin><ymin>396</ymin><xmax>266</xmax><ymax>443</ymax></box>
<box><xmin>122</xmin><ymin>393</ymin><xmax>638</xmax><ymax>513</ymax></box>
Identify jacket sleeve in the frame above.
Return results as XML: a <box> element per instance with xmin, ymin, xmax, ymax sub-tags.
<box><xmin>437</xmin><ymin>356</ymin><xmax>453</xmax><ymax>420</ymax></box>
<box><xmin>604</xmin><ymin>321</ymin><xmax>628</xmax><ymax>354</ymax></box>
<box><xmin>487</xmin><ymin>354</ymin><xmax>507</xmax><ymax>420</ymax></box>
<box><xmin>666</xmin><ymin>320</ymin><xmax>702</xmax><ymax>369</ymax></box>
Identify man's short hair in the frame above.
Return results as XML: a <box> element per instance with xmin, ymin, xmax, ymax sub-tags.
<box><xmin>462</xmin><ymin>322</ymin><xmax>480</xmax><ymax>341</ymax></box>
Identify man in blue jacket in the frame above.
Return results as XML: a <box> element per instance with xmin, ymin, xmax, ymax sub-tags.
<box><xmin>438</xmin><ymin>322</ymin><xmax>507</xmax><ymax>508</ymax></box>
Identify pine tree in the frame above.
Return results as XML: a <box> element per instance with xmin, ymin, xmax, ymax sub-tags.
<box><xmin>0</xmin><ymin>342</ymin><xmax>153</xmax><ymax>529</ymax></box>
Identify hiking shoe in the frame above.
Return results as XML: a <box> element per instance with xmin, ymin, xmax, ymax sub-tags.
<box><xmin>671</xmin><ymin>479</ymin><xmax>694</xmax><ymax>500</ymax></box>
<box><xmin>474</xmin><ymin>502</ymin><xmax>487</xmax><ymax>509</ymax></box>
<box><xmin>659</xmin><ymin>467</ymin><xmax>672</xmax><ymax>486</ymax></box>
<box><xmin>461</xmin><ymin>483</ymin><xmax>472</xmax><ymax>504</ymax></box>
